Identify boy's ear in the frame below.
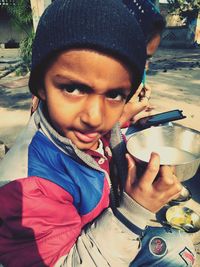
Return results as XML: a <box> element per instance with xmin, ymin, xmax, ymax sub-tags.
<box><xmin>37</xmin><ymin>87</ymin><xmax>46</xmax><ymax>101</ymax></box>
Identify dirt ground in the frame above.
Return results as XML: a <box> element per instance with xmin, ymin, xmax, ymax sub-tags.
<box><xmin>147</xmin><ymin>48</ymin><xmax>200</xmax><ymax>132</ymax></box>
<box><xmin>0</xmin><ymin>47</ymin><xmax>200</xmax><ymax>265</ymax></box>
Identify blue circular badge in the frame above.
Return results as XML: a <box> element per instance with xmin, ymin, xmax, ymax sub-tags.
<box><xmin>149</xmin><ymin>236</ymin><xmax>167</xmax><ymax>257</ymax></box>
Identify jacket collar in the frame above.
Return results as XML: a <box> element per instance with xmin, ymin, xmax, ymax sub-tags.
<box><xmin>35</xmin><ymin>103</ymin><xmax>122</xmax><ymax>171</ymax></box>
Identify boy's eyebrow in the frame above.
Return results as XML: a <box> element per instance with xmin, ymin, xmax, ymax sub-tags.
<box><xmin>54</xmin><ymin>74</ymin><xmax>131</xmax><ymax>94</ymax></box>
<box><xmin>54</xmin><ymin>74</ymin><xmax>85</xmax><ymax>83</ymax></box>
<box><xmin>54</xmin><ymin>75</ymin><xmax>91</xmax><ymax>89</ymax></box>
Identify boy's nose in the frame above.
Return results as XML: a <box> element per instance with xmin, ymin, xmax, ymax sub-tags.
<box><xmin>81</xmin><ymin>95</ymin><xmax>104</xmax><ymax>128</ymax></box>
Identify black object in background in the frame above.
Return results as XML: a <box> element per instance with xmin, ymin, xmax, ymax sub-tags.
<box><xmin>134</xmin><ymin>109</ymin><xmax>186</xmax><ymax>130</ymax></box>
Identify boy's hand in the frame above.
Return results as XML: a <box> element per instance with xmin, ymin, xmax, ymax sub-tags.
<box><xmin>119</xmin><ymin>83</ymin><xmax>152</xmax><ymax>127</ymax></box>
<box><xmin>125</xmin><ymin>153</ymin><xmax>182</xmax><ymax>213</ymax></box>
<box><xmin>138</xmin><ymin>83</ymin><xmax>151</xmax><ymax>102</ymax></box>
<box><xmin>130</xmin><ymin>106</ymin><xmax>155</xmax><ymax>124</ymax></box>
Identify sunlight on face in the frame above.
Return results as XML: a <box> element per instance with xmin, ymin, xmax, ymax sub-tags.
<box><xmin>38</xmin><ymin>49</ymin><xmax>132</xmax><ymax>150</ymax></box>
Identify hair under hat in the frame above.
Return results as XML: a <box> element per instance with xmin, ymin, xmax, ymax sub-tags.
<box><xmin>29</xmin><ymin>0</ymin><xmax>146</xmax><ymax>98</ymax></box>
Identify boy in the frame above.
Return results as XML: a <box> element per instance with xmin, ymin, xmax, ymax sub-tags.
<box><xmin>0</xmin><ymin>0</ymin><xmax>195</xmax><ymax>266</ymax></box>
<box><xmin>120</xmin><ymin>0</ymin><xmax>166</xmax><ymax>126</ymax></box>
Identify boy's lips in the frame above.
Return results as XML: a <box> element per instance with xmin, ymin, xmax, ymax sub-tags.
<box><xmin>74</xmin><ymin>130</ymin><xmax>99</xmax><ymax>143</ymax></box>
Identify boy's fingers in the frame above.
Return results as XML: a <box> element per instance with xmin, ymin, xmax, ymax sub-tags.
<box><xmin>159</xmin><ymin>165</ymin><xmax>175</xmax><ymax>186</ymax></box>
<box><xmin>158</xmin><ymin>166</ymin><xmax>182</xmax><ymax>193</ymax></box>
<box><xmin>144</xmin><ymin>84</ymin><xmax>152</xmax><ymax>95</ymax></box>
<box><xmin>135</xmin><ymin>83</ymin><xmax>143</xmax><ymax>97</ymax></box>
<box><xmin>125</xmin><ymin>153</ymin><xmax>137</xmax><ymax>187</ymax></box>
<box><xmin>139</xmin><ymin>152</ymin><xmax>160</xmax><ymax>186</ymax></box>
<box><xmin>145</xmin><ymin>106</ymin><xmax>155</xmax><ymax>112</ymax></box>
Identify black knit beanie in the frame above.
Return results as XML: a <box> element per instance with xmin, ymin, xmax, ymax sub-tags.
<box><xmin>122</xmin><ymin>0</ymin><xmax>166</xmax><ymax>43</ymax></box>
<box><xmin>29</xmin><ymin>0</ymin><xmax>146</xmax><ymax>98</ymax></box>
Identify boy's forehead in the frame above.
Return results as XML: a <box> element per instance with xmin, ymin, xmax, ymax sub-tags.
<box><xmin>53</xmin><ymin>48</ymin><xmax>131</xmax><ymax>70</ymax></box>
<box><xmin>47</xmin><ymin>48</ymin><xmax>132</xmax><ymax>93</ymax></box>
<box><xmin>58</xmin><ymin>48</ymin><xmax>132</xmax><ymax>70</ymax></box>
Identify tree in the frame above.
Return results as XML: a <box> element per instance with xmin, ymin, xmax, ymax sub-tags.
<box><xmin>30</xmin><ymin>0</ymin><xmax>52</xmax><ymax>32</ymax></box>
<box><xmin>167</xmin><ymin>0</ymin><xmax>200</xmax><ymax>25</ymax></box>
<box><xmin>4</xmin><ymin>0</ymin><xmax>34</xmax><ymax>74</ymax></box>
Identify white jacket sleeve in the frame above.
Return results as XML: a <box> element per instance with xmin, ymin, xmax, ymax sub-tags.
<box><xmin>55</xmin><ymin>194</ymin><xmax>155</xmax><ymax>267</ymax></box>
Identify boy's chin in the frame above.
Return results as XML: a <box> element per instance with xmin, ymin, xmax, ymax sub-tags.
<box><xmin>74</xmin><ymin>140</ymin><xmax>99</xmax><ymax>151</ymax></box>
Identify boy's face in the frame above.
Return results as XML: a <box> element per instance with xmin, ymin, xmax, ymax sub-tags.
<box><xmin>145</xmin><ymin>33</ymin><xmax>161</xmax><ymax>71</ymax></box>
<box><xmin>38</xmin><ymin>49</ymin><xmax>132</xmax><ymax>150</ymax></box>
<box><xmin>147</xmin><ymin>33</ymin><xmax>161</xmax><ymax>57</ymax></box>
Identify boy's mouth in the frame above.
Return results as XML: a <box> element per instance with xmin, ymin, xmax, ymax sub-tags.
<box><xmin>74</xmin><ymin>130</ymin><xmax>100</xmax><ymax>143</ymax></box>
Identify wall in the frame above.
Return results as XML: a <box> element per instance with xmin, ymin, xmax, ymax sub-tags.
<box><xmin>0</xmin><ymin>7</ymin><xmax>26</xmax><ymax>46</ymax></box>
<box><xmin>159</xmin><ymin>3</ymin><xmax>199</xmax><ymax>48</ymax></box>
<box><xmin>161</xmin><ymin>26</ymin><xmax>193</xmax><ymax>48</ymax></box>
<box><xmin>194</xmin><ymin>14</ymin><xmax>200</xmax><ymax>44</ymax></box>
<box><xmin>0</xmin><ymin>0</ymin><xmax>52</xmax><ymax>46</ymax></box>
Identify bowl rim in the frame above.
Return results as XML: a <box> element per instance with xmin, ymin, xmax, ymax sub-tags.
<box><xmin>126</xmin><ymin>124</ymin><xmax>200</xmax><ymax>165</ymax></box>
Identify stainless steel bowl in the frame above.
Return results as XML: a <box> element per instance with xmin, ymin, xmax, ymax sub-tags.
<box><xmin>126</xmin><ymin>124</ymin><xmax>200</xmax><ymax>181</ymax></box>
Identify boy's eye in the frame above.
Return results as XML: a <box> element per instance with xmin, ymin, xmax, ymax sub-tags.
<box><xmin>106</xmin><ymin>91</ymin><xmax>126</xmax><ymax>102</ymax></box>
<box><xmin>60</xmin><ymin>84</ymin><xmax>87</xmax><ymax>96</ymax></box>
